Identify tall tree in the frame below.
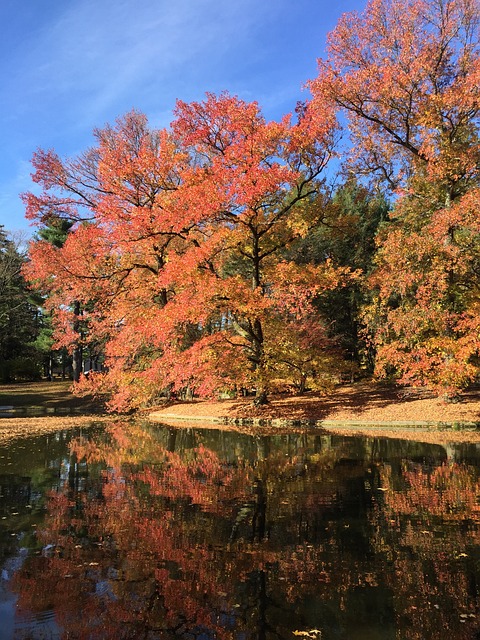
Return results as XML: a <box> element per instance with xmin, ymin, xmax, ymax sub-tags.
<box><xmin>0</xmin><ymin>227</ymin><xmax>40</xmax><ymax>381</ymax></box>
<box><xmin>23</xmin><ymin>111</ymin><xmax>187</xmax><ymax>406</ymax></box>
<box><xmin>310</xmin><ymin>0</ymin><xmax>480</xmax><ymax>396</ymax></box>
<box><xmin>168</xmin><ymin>93</ymin><xmax>349</xmax><ymax>403</ymax></box>
<box><xmin>24</xmin><ymin>95</ymin><xmax>352</xmax><ymax>410</ymax></box>
<box><xmin>36</xmin><ymin>216</ymin><xmax>81</xmax><ymax>381</ymax></box>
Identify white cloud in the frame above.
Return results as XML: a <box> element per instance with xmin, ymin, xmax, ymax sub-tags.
<box><xmin>0</xmin><ymin>0</ymin><xmax>362</xmax><ymax>233</ymax></box>
<box><xmin>18</xmin><ymin>0</ymin><xmax>266</xmax><ymax>125</ymax></box>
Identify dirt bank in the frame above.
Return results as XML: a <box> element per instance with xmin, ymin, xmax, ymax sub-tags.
<box><xmin>149</xmin><ymin>382</ymin><xmax>480</xmax><ymax>444</ymax></box>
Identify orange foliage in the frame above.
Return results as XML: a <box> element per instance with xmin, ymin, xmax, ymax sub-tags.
<box><xmin>23</xmin><ymin>94</ymin><xmax>349</xmax><ymax>410</ymax></box>
<box><xmin>310</xmin><ymin>0</ymin><xmax>480</xmax><ymax>395</ymax></box>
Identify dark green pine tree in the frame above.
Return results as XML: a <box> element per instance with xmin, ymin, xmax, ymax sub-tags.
<box><xmin>35</xmin><ymin>217</ymin><xmax>80</xmax><ymax>380</ymax></box>
<box><xmin>0</xmin><ymin>226</ymin><xmax>42</xmax><ymax>382</ymax></box>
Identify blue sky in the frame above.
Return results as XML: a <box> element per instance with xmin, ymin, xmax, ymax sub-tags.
<box><xmin>0</xmin><ymin>0</ymin><xmax>363</xmax><ymax>237</ymax></box>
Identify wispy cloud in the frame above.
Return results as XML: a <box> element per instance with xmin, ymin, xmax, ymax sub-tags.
<box><xmin>0</xmin><ymin>0</ymin><xmax>364</xmax><ymax>233</ymax></box>
<box><xmin>14</xmin><ymin>0</ymin><xmax>267</xmax><ymax>127</ymax></box>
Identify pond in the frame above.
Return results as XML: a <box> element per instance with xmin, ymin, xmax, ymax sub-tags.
<box><xmin>0</xmin><ymin>421</ymin><xmax>479</xmax><ymax>639</ymax></box>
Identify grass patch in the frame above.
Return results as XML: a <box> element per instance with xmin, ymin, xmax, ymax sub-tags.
<box><xmin>0</xmin><ymin>380</ymin><xmax>104</xmax><ymax>413</ymax></box>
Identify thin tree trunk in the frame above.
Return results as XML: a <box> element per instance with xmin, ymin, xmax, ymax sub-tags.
<box><xmin>72</xmin><ymin>301</ymin><xmax>82</xmax><ymax>383</ymax></box>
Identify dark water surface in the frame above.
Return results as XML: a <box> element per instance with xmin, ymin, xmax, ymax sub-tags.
<box><xmin>0</xmin><ymin>421</ymin><xmax>479</xmax><ymax>639</ymax></box>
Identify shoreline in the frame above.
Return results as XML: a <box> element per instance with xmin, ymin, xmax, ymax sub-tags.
<box><xmin>0</xmin><ymin>414</ymin><xmax>114</xmax><ymax>444</ymax></box>
<box><xmin>147</xmin><ymin>382</ymin><xmax>480</xmax><ymax>444</ymax></box>
<box><xmin>149</xmin><ymin>412</ymin><xmax>480</xmax><ymax>445</ymax></box>
<box><xmin>0</xmin><ymin>411</ymin><xmax>477</xmax><ymax>446</ymax></box>
<box><xmin>0</xmin><ymin>381</ymin><xmax>478</xmax><ymax>446</ymax></box>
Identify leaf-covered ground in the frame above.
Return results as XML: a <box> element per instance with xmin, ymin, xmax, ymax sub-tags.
<box><xmin>149</xmin><ymin>382</ymin><xmax>480</xmax><ymax>444</ymax></box>
<box><xmin>0</xmin><ymin>380</ymin><xmax>111</xmax><ymax>444</ymax></box>
<box><xmin>1</xmin><ymin>381</ymin><xmax>479</xmax><ymax>445</ymax></box>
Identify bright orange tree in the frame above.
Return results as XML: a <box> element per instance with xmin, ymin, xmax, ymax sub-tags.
<box><xmin>310</xmin><ymin>0</ymin><xmax>480</xmax><ymax>396</ymax></box>
<box><xmin>24</xmin><ymin>94</ymin><xmax>351</xmax><ymax>409</ymax></box>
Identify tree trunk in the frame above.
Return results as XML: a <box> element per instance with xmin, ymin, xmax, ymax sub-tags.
<box><xmin>61</xmin><ymin>349</ymin><xmax>67</xmax><ymax>380</ymax></box>
<box><xmin>72</xmin><ymin>347</ymin><xmax>82</xmax><ymax>383</ymax></box>
<box><xmin>298</xmin><ymin>374</ymin><xmax>307</xmax><ymax>395</ymax></box>
<box><xmin>253</xmin><ymin>389</ymin><xmax>268</xmax><ymax>405</ymax></box>
<box><xmin>72</xmin><ymin>301</ymin><xmax>82</xmax><ymax>383</ymax></box>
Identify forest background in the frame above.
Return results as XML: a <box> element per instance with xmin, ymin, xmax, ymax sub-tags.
<box><xmin>1</xmin><ymin>0</ymin><xmax>479</xmax><ymax>413</ymax></box>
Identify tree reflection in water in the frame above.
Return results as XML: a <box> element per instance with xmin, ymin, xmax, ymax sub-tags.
<box><xmin>9</xmin><ymin>423</ymin><xmax>480</xmax><ymax>639</ymax></box>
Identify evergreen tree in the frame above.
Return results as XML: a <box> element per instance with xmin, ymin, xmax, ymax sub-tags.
<box><xmin>35</xmin><ymin>217</ymin><xmax>79</xmax><ymax>380</ymax></box>
<box><xmin>0</xmin><ymin>227</ymin><xmax>41</xmax><ymax>381</ymax></box>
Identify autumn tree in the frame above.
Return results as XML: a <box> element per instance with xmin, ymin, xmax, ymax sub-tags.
<box><xmin>310</xmin><ymin>0</ymin><xmax>480</xmax><ymax>396</ymax></box>
<box><xmin>167</xmin><ymin>93</ymin><xmax>353</xmax><ymax>403</ymax></box>
<box><xmin>23</xmin><ymin>111</ymin><xmax>192</xmax><ymax>408</ymax></box>
<box><xmin>24</xmin><ymin>94</ymin><xmax>353</xmax><ymax>410</ymax></box>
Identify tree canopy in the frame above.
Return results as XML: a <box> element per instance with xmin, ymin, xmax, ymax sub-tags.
<box><xmin>23</xmin><ymin>95</ymin><xmax>356</xmax><ymax>410</ymax></box>
<box><xmin>310</xmin><ymin>0</ymin><xmax>480</xmax><ymax>396</ymax></box>
<box><xmin>22</xmin><ymin>0</ymin><xmax>480</xmax><ymax>407</ymax></box>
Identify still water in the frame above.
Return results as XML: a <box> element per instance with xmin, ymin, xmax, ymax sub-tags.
<box><xmin>0</xmin><ymin>421</ymin><xmax>479</xmax><ymax>639</ymax></box>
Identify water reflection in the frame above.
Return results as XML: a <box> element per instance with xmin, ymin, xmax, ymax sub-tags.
<box><xmin>0</xmin><ymin>422</ymin><xmax>479</xmax><ymax>639</ymax></box>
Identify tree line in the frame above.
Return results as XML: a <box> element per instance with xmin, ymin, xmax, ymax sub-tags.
<box><xmin>4</xmin><ymin>0</ymin><xmax>479</xmax><ymax>409</ymax></box>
